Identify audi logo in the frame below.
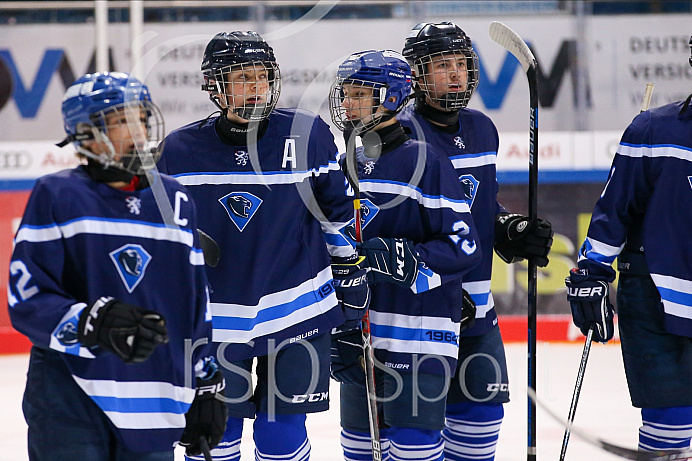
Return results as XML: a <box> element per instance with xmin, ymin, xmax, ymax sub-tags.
<box><xmin>0</xmin><ymin>151</ymin><xmax>32</xmax><ymax>169</ymax></box>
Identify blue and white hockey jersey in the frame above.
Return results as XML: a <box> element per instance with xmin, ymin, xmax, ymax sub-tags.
<box><xmin>577</xmin><ymin>100</ymin><xmax>692</xmax><ymax>338</ymax></box>
<box><xmin>8</xmin><ymin>166</ymin><xmax>212</xmax><ymax>452</ymax></box>
<box><xmin>399</xmin><ymin>106</ymin><xmax>503</xmax><ymax>336</ymax></box>
<box><xmin>350</xmin><ymin>133</ymin><xmax>481</xmax><ymax>375</ymax></box>
<box><xmin>159</xmin><ymin>108</ymin><xmax>356</xmax><ymax>360</ymax></box>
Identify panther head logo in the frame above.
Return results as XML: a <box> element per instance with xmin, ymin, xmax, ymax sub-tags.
<box><xmin>460</xmin><ymin>177</ymin><xmax>476</xmax><ymax>201</ymax></box>
<box><xmin>118</xmin><ymin>249</ymin><xmax>143</xmax><ymax>276</ymax></box>
<box><xmin>227</xmin><ymin>195</ymin><xmax>253</xmax><ymax>218</ymax></box>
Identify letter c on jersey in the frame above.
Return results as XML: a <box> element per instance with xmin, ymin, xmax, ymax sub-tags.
<box><xmin>174</xmin><ymin>191</ymin><xmax>189</xmax><ymax>226</ymax></box>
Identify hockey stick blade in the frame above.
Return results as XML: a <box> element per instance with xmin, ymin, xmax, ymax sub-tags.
<box><xmin>197</xmin><ymin>229</ymin><xmax>221</xmax><ymax>267</ymax></box>
<box><xmin>489</xmin><ymin>21</ymin><xmax>537</xmax><ymax>72</ymax></box>
<box><xmin>527</xmin><ymin>387</ymin><xmax>692</xmax><ymax>460</ymax></box>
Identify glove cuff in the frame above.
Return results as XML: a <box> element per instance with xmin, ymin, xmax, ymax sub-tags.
<box><xmin>77</xmin><ymin>296</ymin><xmax>115</xmax><ymax>347</ymax></box>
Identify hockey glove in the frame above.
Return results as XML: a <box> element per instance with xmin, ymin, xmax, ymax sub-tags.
<box><xmin>359</xmin><ymin>237</ymin><xmax>420</xmax><ymax>288</ymax></box>
<box><xmin>494</xmin><ymin>213</ymin><xmax>553</xmax><ymax>267</ymax></box>
<box><xmin>78</xmin><ymin>296</ymin><xmax>169</xmax><ymax>363</ymax></box>
<box><xmin>566</xmin><ymin>268</ymin><xmax>615</xmax><ymax>343</ymax></box>
<box><xmin>180</xmin><ymin>359</ymin><xmax>228</xmax><ymax>456</ymax></box>
<box><xmin>331</xmin><ymin>255</ymin><xmax>370</xmax><ymax>331</ymax></box>
<box><xmin>330</xmin><ymin>328</ymin><xmax>366</xmax><ymax>386</ymax></box>
<box><xmin>460</xmin><ymin>289</ymin><xmax>477</xmax><ymax>333</ymax></box>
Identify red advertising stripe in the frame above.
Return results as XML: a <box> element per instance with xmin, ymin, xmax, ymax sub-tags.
<box><xmin>498</xmin><ymin>314</ymin><xmax>620</xmax><ymax>343</ymax></box>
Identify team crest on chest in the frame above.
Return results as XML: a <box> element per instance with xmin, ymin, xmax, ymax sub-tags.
<box><xmin>219</xmin><ymin>191</ymin><xmax>263</xmax><ymax>232</ymax></box>
<box><xmin>453</xmin><ymin>136</ymin><xmax>465</xmax><ymax>149</ymax></box>
<box><xmin>459</xmin><ymin>174</ymin><xmax>479</xmax><ymax>209</ymax></box>
<box><xmin>359</xmin><ymin>198</ymin><xmax>379</xmax><ymax>229</ymax></box>
<box><xmin>109</xmin><ymin>244</ymin><xmax>152</xmax><ymax>293</ymax></box>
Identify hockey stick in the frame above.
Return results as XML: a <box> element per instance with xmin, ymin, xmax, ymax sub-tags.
<box><xmin>199</xmin><ymin>436</ymin><xmax>213</xmax><ymax>461</ymax></box>
<box><xmin>343</xmin><ymin>131</ymin><xmax>382</xmax><ymax>461</ymax></box>
<box><xmin>489</xmin><ymin>21</ymin><xmax>539</xmax><ymax>461</ymax></box>
<box><xmin>558</xmin><ymin>327</ymin><xmax>593</xmax><ymax>460</ymax></box>
<box><xmin>641</xmin><ymin>83</ymin><xmax>654</xmax><ymax>113</ymax></box>
<box><xmin>528</xmin><ymin>387</ymin><xmax>692</xmax><ymax>461</ymax></box>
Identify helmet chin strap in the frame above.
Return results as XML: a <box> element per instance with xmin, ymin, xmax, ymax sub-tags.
<box><xmin>415</xmin><ymin>95</ymin><xmax>459</xmax><ymax>126</ymax></box>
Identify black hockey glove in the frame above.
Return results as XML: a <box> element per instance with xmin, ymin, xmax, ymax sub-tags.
<box><xmin>78</xmin><ymin>296</ymin><xmax>169</xmax><ymax>363</ymax></box>
<box><xmin>180</xmin><ymin>359</ymin><xmax>228</xmax><ymax>456</ymax></box>
<box><xmin>494</xmin><ymin>212</ymin><xmax>553</xmax><ymax>267</ymax></box>
<box><xmin>331</xmin><ymin>255</ymin><xmax>370</xmax><ymax>331</ymax></box>
<box><xmin>460</xmin><ymin>289</ymin><xmax>477</xmax><ymax>333</ymax></box>
<box><xmin>330</xmin><ymin>328</ymin><xmax>366</xmax><ymax>386</ymax></box>
<box><xmin>566</xmin><ymin>268</ymin><xmax>615</xmax><ymax>343</ymax></box>
<box><xmin>359</xmin><ymin>237</ymin><xmax>420</xmax><ymax>288</ymax></box>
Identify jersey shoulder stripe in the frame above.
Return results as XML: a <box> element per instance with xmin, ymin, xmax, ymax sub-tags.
<box><xmin>15</xmin><ymin>217</ymin><xmax>194</xmax><ymax>247</ymax></box>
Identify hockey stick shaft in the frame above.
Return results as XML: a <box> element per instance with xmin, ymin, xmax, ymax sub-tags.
<box><xmin>489</xmin><ymin>21</ymin><xmax>539</xmax><ymax>461</ymax></box>
<box><xmin>199</xmin><ymin>436</ymin><xmax>213</xmax><ymax>461</ymax></box>
<box><xmin>559</xmin><ymin>327</ymin><xmax>594</xmax><ymax>460</ymax></box>
<box><xmin>528</xmin><ymin>387</ymin><xmax>692</xmax><ymax>461</ymax></box>
<box><xmin>344</xmin><ymin>132</ymin><xmax>382</xmax><ymax>461</ymax></box>
<box><xmin>641</xmin><ymin>83</ymin><xmax>654</xmax><ymax>113</ymax></box>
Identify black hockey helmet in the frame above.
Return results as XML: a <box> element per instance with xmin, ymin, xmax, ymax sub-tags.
<box><xmin>201</xmin><ymin>31</ymin><xmax>276</xmax><ymax>73</ymax></box>
<box><xmin>402</xmin><ymin>22</ymin><xmax>479</xmax><ymax>110</ymax></box>
<box><xmin>201</xmin><ymin>31</ymin><xmax>281</xmax><ymax>121</ymax></box>
<box><xmin>689</xmin><ymin>35</ymin><xmax>691</xmax><ymax>67</ymax></box>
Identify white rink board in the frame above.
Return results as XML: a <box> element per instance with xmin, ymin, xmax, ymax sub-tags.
<box><xmin>0</xmin><ymin>130</ymin><xmax>623</xmax><ymax>182</ymax></box>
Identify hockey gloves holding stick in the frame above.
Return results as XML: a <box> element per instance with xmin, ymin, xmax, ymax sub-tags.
<box><xmin>180</xmin><ymin>358</ymin><xmax>228</xmax><ymax>456</ymax></box>
<box><xmin>566</xmin><ymin>268</ymin><xmax>615</xmax><ymax>343</ymax></box>
<box><xmin>360</xmin><ymin>237</ymin><xmax>420</xmax><ymax>288</ymax></box>
<box><xmin>331</xmin><ymin>255</ymin><xmax>370</xmax><ymax>330</ymax></box>
<box><xmin>78</xmin><ymin>296</ymin><xmax>168</xmax><ymax>363</ymax></box>
<box><xmin>494</xmin><ymin>212</ymin><xmax>553</xmax><ymax>267</ymax></box>
<box><xmin>330</xmin><ymin>328</ymin><xmax>366</xmax><ymax>386</ymax></box>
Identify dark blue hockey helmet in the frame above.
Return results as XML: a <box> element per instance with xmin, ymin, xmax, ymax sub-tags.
<box><xmin>59</xmin><ymin>72</ymin><xmax>164</xmax><ymax>174</ymax></box>
<box><xmin>329</xmin><ymin>50</ymin><xmax>412</xmax><ymax>133</ymax></box>
<box><xmin>201</xmin><ymin>31</ymin><xmax>281</xmax><ymax>121</ymax></box>
<box><xmin>402</xmin><ymin>22</ymin><xmax>479</xmax><ymax>110</ymax></box>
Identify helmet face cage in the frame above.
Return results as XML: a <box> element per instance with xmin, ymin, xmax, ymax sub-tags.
<box><xmin>414</xmin><ymin>49</ymin><xmax>479</xmax><ymax>111</ymax></box>
<box><xmin>204</xmin><ymin>60</ymin><xmax>281</xmax><ymax>122</ymax></box>
<box><xmin>329</xmin><ymin>50</ymin><xmax>412</xmax><ymax>134</ymax></box>
<box><xmin>77</xmin><ymin>100</ymin><xmax>165</xmax><ymax>175</ymax></box>
<box><xmin>329</xmin><ymin>78</ymin><xmax>387</xmax><ymax>134</ymax></box>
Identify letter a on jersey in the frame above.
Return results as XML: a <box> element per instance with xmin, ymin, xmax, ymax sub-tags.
<box><xmin>109</xmin><ymin>244</ymin><xmax>152</xmax><ymax>293</ymax></box>
<box><xmin>219</xmin><ymin>191</ymin><xmax>263</xmax><ymax>232</ymax></box>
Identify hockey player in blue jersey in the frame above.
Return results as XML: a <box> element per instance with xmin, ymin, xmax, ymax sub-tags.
<box><xmin>328</xmin><ymin>49</ymin><xmax>483</xmax><ymax>461</ymax></box>
<box><xmin>158</xmin><ymin>32</ymin><xmax>367</xmax><ymax>461</ymax></box>
<box><xmin>398</xmin><ymin>22</ymin><xmax>554</xmax><ymax>461</ymax></box>
<box><xmin>566</xmin><ymin>35</ymin><xmax>692</xmax><ymax>453</ymax></box>
<box><xmin>7</xmin><ymin>72</ymin><xmax>225</xmax><ymax>460</ymax></box>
